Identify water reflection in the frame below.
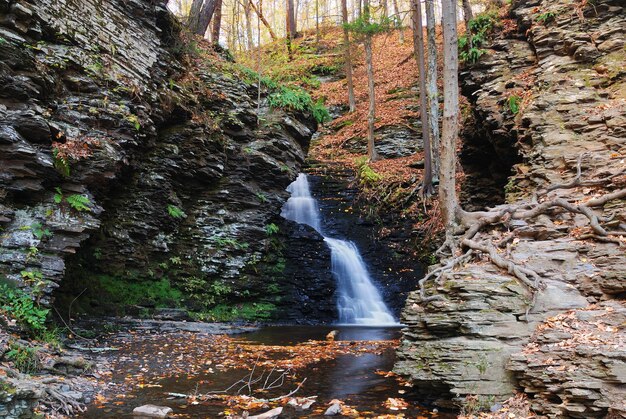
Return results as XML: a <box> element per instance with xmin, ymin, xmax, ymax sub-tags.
<box><xmin>79</xmin><ymin>326</ymin><xmax>448</xmax><ymax>418</ymax></box>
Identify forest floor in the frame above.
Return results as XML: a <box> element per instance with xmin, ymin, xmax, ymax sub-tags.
<box><xmin>239</xmin><ymin>27</ymin><xmax>449</xmax><ymax>255</ymax></box>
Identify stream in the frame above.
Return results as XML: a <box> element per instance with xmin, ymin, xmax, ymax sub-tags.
<box><xmin>80</xmin><ymin>325</ymin><xmax>449</xmax><ymax>418</ymax></box>
<box><xmin>79</xmin><ymin>174</ymin><xmax>441</xmax><ymax>418</ymax></box>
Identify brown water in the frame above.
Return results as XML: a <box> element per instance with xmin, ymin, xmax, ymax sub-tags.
<box><xmin>81</xmin><ymin>325</ymin><xmax>450</xmax><ymax>418</ymax></box>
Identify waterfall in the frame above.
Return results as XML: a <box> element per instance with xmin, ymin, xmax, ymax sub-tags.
<box><xmin>281</xmin><ymin>174</ymin><xmax>397</xmax><ymax>326</ymax></box>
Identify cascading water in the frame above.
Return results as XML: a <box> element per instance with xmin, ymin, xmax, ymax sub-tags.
<box><xmin>281</xmin><ymin>174</ymin><xmax>397</xmax><ymax>326</ymax></box>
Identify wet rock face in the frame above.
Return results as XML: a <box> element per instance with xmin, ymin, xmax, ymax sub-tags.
<box><xmin>306</xmin><ymin>166</ymin><xmax>424</xmax><ymax>318</ymax></box>
<box><xmin>278</xmin><ymin>219</ymin><xmax>336</xmax><ymax>323</ymax></box>
<box><xmin>0</xmin><ymin>0</ymin><xmax>321</xmax><ymax>321</ymax></box>
<box><xmin>397</xmin><ymin>0</ymin><xmax>626</xmax><ymax>411</ymax></box>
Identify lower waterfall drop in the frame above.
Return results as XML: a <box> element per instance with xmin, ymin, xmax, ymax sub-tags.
<box><xmin>281</xmin><ymin>173</ymin><xmax>397</xmax><ymax>326</ymax></box>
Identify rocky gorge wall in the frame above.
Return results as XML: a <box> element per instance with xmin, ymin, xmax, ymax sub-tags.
<box><xmin>395</xmin><ymin>0</ymin><xmax>626</xmax><ymax>416</ymax></box>
<box><xmin>0</xmin><ymin>0</ymin><xmax>336</xmax><ymax>323</ymax></box>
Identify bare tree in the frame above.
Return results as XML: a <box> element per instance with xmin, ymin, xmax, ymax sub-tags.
<box><xmin>187</xmin><ymin>0</ymin><xmax>219</xmax><ymax>36</ymax></box>
<box><xmin>425</xmin><ymin>0</ymin><xmax>439</xmax><ymax>179</ymax></box>
<box><xmin>462</xmin><ymin>0</ymin><xmax>473</xmax><ymax>49</ymax></box>
<box><xmin>363</xmin><ymin>0</ymin><xmax>379</xmax><ymax>161</ymax></box>
<box><xmin>248</xmin><ymin>0</ymin><xmax>278</xmax><ymax>41</ymax></box>
<box><xmin>440</xmin><ymin>0</ymin><xmax>460</xmax><ymax>239</ymax></box>
<box><xmin>244</xmin><ymin>0</ymin><xmax>254</xmax><ymax>49</ymax></box>
<box><xmin>411</xmin><ymin>0</ymin><xmax>433</xmax><ymax>194</ymax></box>
<box><xmin>211</xmin><ymin>0</ymin><xmax>223</xmax><ymax>43</ymax></box>
<box><xmin>342</xmin><ymin>0</ymin><xmax>356</xmax><ymax>112</ymax></box>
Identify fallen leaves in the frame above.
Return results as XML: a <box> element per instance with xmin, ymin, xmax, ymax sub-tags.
<box><xmin>384</xmin><ymin>397</ymin><xmax>409</xmax><ymax>411</ymax></box>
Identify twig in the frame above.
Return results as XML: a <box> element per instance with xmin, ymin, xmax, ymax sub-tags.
<box><xmin>52</xmin><ymin>307</ymin><xmax>93</xmax><ymax>342</ymax></box>
<box><xmin>266</xmin><ymin>378</ymin><xmax>307</xmax><ymax>402</ymax></box>
<box><xmin>68</xmin><ymin>288</ymin><xmax>87</xmax><ymax>328</ymax></box>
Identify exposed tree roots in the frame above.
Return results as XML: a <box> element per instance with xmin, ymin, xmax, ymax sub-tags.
<box><xmin>44</xmin><ymin>387</ymin><xmax>86</xmax><ymax>416</ymax></box>
<box><xmin>419</xmin><ymin>184</ymin><xmax>626</xmax><ymax>307</ymax></box>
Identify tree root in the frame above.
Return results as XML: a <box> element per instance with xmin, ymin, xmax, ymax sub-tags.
<box><xmin>461</xmin><ymin>239</ymin><xmax>544</xmax><ymax>291</ymax></box>
<box><xmin>419</xmin><ymin>186</ymin><xmax>626</xmax><ymax>310</ymax></box>
<box><xmin>419</xmin><ymin>250</ymin><xmax>471</xmax><ymax>302</ymax></box>
<box><xmin>540</xmin><ymin>153</ymin><xmax>626</xmax><ymax>195</ymax></box>
<box><xmin>45</xmin><ymin>387</ymin><xmax>86</xmax><ymax>416</ymax></box>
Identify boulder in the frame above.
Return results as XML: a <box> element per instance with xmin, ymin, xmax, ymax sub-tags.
<box><xmin>132</xmin><ymin>404</ymin><xmax>173</xmax><ymax>418</ymax></box>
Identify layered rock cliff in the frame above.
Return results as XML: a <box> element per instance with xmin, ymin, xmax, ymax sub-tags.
<box><xmin>0</xmin><ymin>0</ymin><xmax>335</xmax><ymax>322</ymax></box>
<box><xmin>396</xmin><ymin>0</ymin><xmax>625</xmax><ymax>415</ymax></box>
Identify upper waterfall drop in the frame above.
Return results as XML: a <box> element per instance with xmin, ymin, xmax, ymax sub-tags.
<box><xmin>281</xmin><ymin>173</ymin><xmax>398</xmax><ymax>326</ymax></box>
<box><xmin>281</xmin><ymin>173</ymin><xmax>322</xmax><ymax>233</ymax></box>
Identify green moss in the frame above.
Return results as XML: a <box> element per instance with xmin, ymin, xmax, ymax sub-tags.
<box><xmin>95</xmin><ymin>275</ymin><xmax>183</xmax><ymax>308</ymax></box>
<box><xmin>0</xmin><ymin>378</ymin><xmax>16</xmax><ymax>395</ymax></box>
<box><xmin>195</xmin><ymin>302</ymin><xmax>277</xmax><ymax>322</ymax></box>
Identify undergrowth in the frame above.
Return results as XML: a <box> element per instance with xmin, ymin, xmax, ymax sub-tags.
<box><xmin>94</xmin><ymin>275</ymin><xmax>183</xmax><ymax>310</ymax></box>
<box><xmin>0</xmin><ymin>283</ymin><xmax>49</xmax><ymax>336</ymax></box>
<box><xmin>459</xmin><ymin>12</ymin><xmax>499</xmax><ymax>64</ymax></box>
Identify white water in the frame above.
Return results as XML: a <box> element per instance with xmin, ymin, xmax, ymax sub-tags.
<box><xmin>281</xmin><ymin>174</ymin><xmax>397</xmax><ymax>326</ymax></box>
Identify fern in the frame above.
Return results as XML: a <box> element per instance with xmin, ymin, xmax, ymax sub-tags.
<box><xmin>312</xmin><ymin>99</ymin><xmax>331</xmax><ymax>124</ymax></box>
<box><xmin>265</xmin><ymin>223</ymin><xmax>280</xmax><ymax>236</ymax></box>
<box><xmin>66</xmin><ymin>194</ymin><xmax>91</xmax><ymax>212</ymax></box>
<box><xmin>460</xmin><ymin>47</ymin><xmax>486</xmax><ymax>64</ymax></box>
<box><xmin>167</xmin><ymin>204</ymin><xmax>186</xmax><ymax>219</ymax></box>
<box><xmin>0</xmin><ymin>284</ymin><xmax>49</xmax><ymax>335</ymax></box>
<box><xmin>52</xmin><ymin>149</ymin><xmax>70</xmax><ymax>177</ymax></box>
<box><xmin>268</xmin><ymin>86</ymin><xmax>330</xmax><ymax>124</ymax></box>
<box><xmin>53</xmin><ymin>187</ymin><xmax>63</xmax><ymax>204</ymax></box>
<box><xmin>508</xmin><ymin>95</ymin><xmax>521</xmax><ymax>114</ymax></box>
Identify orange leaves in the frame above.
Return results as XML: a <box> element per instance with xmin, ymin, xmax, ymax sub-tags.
<box><xmin>52</xmin><ymin>136</ymin><xmax>100</xmax><ymax>161</ymax></box>
<box><xmin>384</xmin><ymin>397</ymin><xmax>409</xmax><ymax>411</ymax></box>
<box><xmin>531</xmin><ymin>304</ymin><xmax>625</xmax><ymax>352</ymax></box>
<box><xmin>312</xmin><ymin>30</ymin><xmax>421</xmax><ymax>163</ymax></box>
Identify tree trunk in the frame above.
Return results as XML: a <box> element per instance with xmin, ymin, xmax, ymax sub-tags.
<box><xmin>286</xmin><ymin>0</ymin><xmax>297</xmax><ymax>37</ymax></box>
<box><xmin>381</xmin><ymin>0</ymin><xmax>388</xmax><ymax>18</ymax></box>
<box><xmin>228</xmin><ymin>0</ymin><xmax>236</xmax><ymax>49</ymax></box>
<box><xmin>411</xmin><ymin>0</ymin><xmax>433</xmax><ymax>194</ymax></box>
<box><xmin>440</xmin><ymin>0</ymin><xmax>460</xmax><ymax>233</ymax></box>
<box><xmin>363</xmin><ymin>0</ymin><xmax>378</xmax><ymax>161</ymax></box>
<box><xmin>462</xmin><ymin>0</ymin><xmax>473</xmax><ymax>49</ymax></box>
<box><xmin>211</xmin><ymin>0</ymin><xmax>222</xmax><ymax>43</ymax></box>
<box><xmin>365</xmin><ymin>35</ymin><xmax>379</xmax><ymax>162</ymax></box>
<box><xmin>244</xmin><ymin>0</ymin><xmax>254</xmax><ymax>49</ymax></box>
<box><xmin>462</xmin><ymin>0</ymin><xmax>473</xmax><ymax>22</ymax></box>
<box><xmin>425</xmin><ymin>0</ymin><xmax>439</xmax><ymax>180</ymax></box>
<box><xmin>315</xmin><ymin>0</ymin><xmax>320</xmax><ymax>43</ymax></box>
<box><xmin>249</xmin><ymin>0</ymin><xmax>277</xmax><ymax>41</ymax></box>
<box><xmin>286</xmin><ymin>0</ymin><xmax>296</xmax><ymax>57</ymax></box>
<box><xmin>342</xmin><ymin>0</ymin><xmax>356</xmax><ymax>112</ymax></box>
<box><xmin>392</xmin><ymin>0</ymin><xmax>404</xmax><ymax>43</ymax></box>
<box><xmin>192</xmin><ymin>0</ymin><xmax>218</xmax><ymax>36</ymax></box>
<box><xmin>187</xmin><ymin>0</ymin><xmax>204</xmax><ymax>30</ymax></box>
